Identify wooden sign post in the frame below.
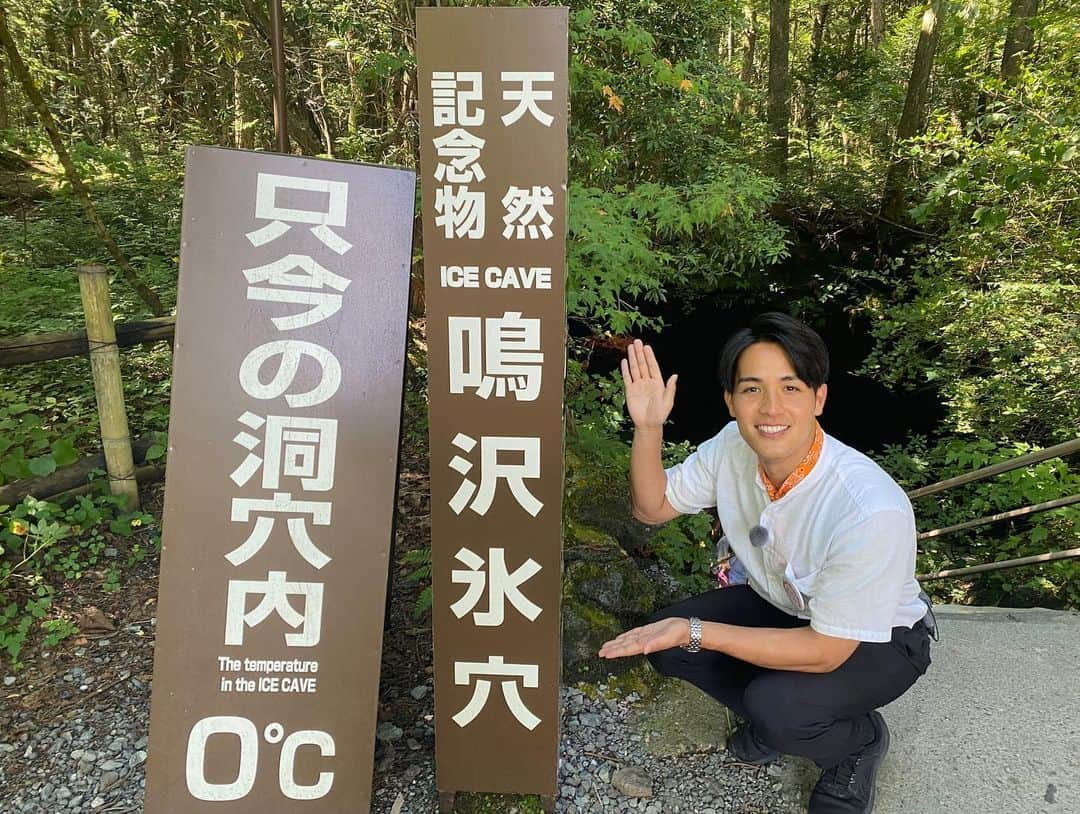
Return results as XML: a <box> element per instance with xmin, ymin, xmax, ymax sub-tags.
<box><xmin>145</xmin><ymin>147</ymin><xmax>414</xmax><ymax>813</ymax></box>
<box><xmin>417</xmin><ymin>7</ymin><xmax>569</xmax><ymax>809</ymax></box>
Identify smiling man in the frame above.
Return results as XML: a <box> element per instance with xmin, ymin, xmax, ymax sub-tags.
<box><xmin>599</xmin><ymin>312</ymin><xmax>933</xmax><ymax>814</ymax></box>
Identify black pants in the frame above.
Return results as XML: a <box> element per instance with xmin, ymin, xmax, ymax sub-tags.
<box><xmin>646</xmin><ymin>585</ymin><xmax>931</xmax><ymax>770</ymax></box>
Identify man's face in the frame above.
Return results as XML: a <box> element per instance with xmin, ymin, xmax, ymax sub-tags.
<box><xmin>723</xmin><ymin>341</ymin><xmax>827</xmax><ymax>478</ymax></box>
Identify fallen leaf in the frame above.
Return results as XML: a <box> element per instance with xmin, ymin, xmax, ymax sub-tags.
<box><xmin>607</xmin><ymin>94</ymin><xmax>624</xmax><ymax>113</ymax></box>
<box><xmin>390</xmin><ymin>793</ymin><xmax>405</xmax><ymax>814</ymax></box>
<box><xmin>77</xmin><ymin>607</ymin><xmax>116</xmax><ymax>638</ymax></box>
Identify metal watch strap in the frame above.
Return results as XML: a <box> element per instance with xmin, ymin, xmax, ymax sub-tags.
<box><xmin>682</xmin><ymin>616</ymin><xmax>702</xmax><ymax>653</ymax></box>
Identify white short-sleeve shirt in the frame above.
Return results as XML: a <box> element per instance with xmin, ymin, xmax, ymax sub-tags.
<box><xmin>664</xmin><ymin>422</ymin><xmax>926</xmax><ymax>642</ymax></box>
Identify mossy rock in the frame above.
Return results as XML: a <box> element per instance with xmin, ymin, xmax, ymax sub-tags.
<box><xmin>563</xmin><ymin>519</ymin><xmax>658</xmax><ymax>616</ymax></box>
<box><xmin>627</xmin><ymin>678</ymin><xmax>734</xmax><ymax>757</ymax></box>
<box><xmin>561</xmin><ymin>520</ymin><xmax>662</xmax><ymax>682</ymax></box>
<box><xmin>564</xmin><ymin>452</ymin><xmax>657</xmax><ymax>557</ymax></box>
<box><xmin>561</xmin><ymin>596</ymin><xmax>625</xmax><ymax>683</ymax></box>
<box><xmin>565</xmin><ymin>557</ymin><xmax>656</xmax><ymax>618</ymax></box>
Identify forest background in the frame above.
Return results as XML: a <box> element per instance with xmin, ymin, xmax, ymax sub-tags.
<box><xmin>0</xmin><ymin>0</ymin><xmax>1077</xmax><ymax>667</ymax></box>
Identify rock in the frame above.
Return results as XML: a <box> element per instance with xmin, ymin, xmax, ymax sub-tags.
<box><xmin>561</xmin><ymin>596</ymin><xmax>624</xmax><ymax>683</ymax></box>
<box><xmin>611</xmin><ymin>765</ymin><xmax>654</xmax><ymax>798</ymax></box>
<box><xmin>628</xmin><ymin>679</ymin><xmax>732</xmax><ymax>757</ymax></box>
<box><xmin>3</xmin><ymin>675</ymin><xmax>15</xmax><ymax>686</ymax></box>
<box><xmin>76</xmin><ymin>751</ymin><xmax>97</xmax><ymax>774</ymax></box>
<box><xmin>99</xmin><ymin>770</ymin><xmax>121</xmax><ymax>792</ymax></box>
<box><xmin>375</xmin><ymin>722</ymin><xmax>404</xmax><ymax>743</ymax></box>
<box><xmin>564</xmin><ymin>450</ymin><xmax>656</xmax><ymax>557</ymax></box>
<box><xmin>409</xmin><ymin>684</ymin><xmax>429</xmax><ymax>700</ymax></box>
<box><xmin>565</xmin><ymin>550</ymin><xmax>656</xmax><ymax>619</ymax></box>
<box><xmin>578</xmin><ymin>712</ymin><xmax>601</xmax><ymax>727</ymax></box>
<box><xmin>561</xmin><ymin>520</ymin><xmax>663</xmax><ymax>683</ymax></box>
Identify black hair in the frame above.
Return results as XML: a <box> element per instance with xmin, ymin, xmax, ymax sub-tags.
<box><xmin>717</xmin><ymin>312</ymin><xmax>830</xmax><ymax>393</ymax></box>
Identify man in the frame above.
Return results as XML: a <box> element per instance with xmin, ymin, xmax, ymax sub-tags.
<box><xmin>599</xmin><ymin>312</ymin><xmax>932</xmax><ymax>814</ymax></box>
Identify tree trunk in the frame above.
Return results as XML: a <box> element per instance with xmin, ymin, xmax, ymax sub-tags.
<box><xmin>767</xmin><ymin>0</ymin><xmax>791</xmax><ymax>176</ymax></box>
<box><xmin>160</xmin><ymin>33</ymin><xmax>189</xmax><ymax>132</ymax></box>
<box><xmin>806</xmin><ymin>3</ymin><xmax>830</xmax><ymax>140</ymax></box>
<box><xmin>880</xmin><ymin>0</ymin><xmax>946</xmax><ymax>224</ymax></box>
<box><xmin>811</xmin><ymin>3</ymin><xmax>831</xmax><ymax>66</ymax></box>
<box><xmin>0</xmin><ymin>6</ymin><xmax>165</xmax><ymax>316</ymax></box>
<box><xmin>75</xmin><ymin>0</ymin><xmax>113</xmax><ymax>141</ymax></box>
<box><xmin>0</xmin><ymin>51</ymin><xmax>8</xmax><ymax>131</ymax></box>
<box><xmin>1001</xmin><ymin>0</ymin><xmax>1038</xmax><ymax>82</ymax></box>
<box><xmin>346</xmin><ymin>40</ymin><xmax>360</xmax><ymax>136</ymax></box>
<box><xmin>236</xmin><ymin>0</ymin><xmax>326</xmax><ymax>154</ymax></box>
<box><xmin>734</xmin><ymin>8</ymin><xmax>757</xmax><ymax>117</ymax></box>
<box><xmin>870</xmin><ymin>0</ymin><xmax>885</xmax><ymax>46</ymax></box>
<box><xmin>844</xmin><ymin>13</ymin><xmax>859</xmax><ymax>61</ymax></box>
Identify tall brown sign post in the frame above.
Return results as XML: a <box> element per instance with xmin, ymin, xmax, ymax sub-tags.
<box><xmin>417</xmin><ymin>7</ymin><xmax>568</xmax><ymax>810</ymax></box>
<box><xmin>145</xmin><ymin>146</ymin><xmax>414</xmax><ymax>813</ymax></box>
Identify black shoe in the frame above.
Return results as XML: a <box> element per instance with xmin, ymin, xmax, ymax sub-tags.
<box><xmin>727</xmin><ymin>722</ymin><xmax>781</xmax><ymax>765</ymax></box>
<box><xmin>808</xmin><ymin>711</ymin><xmax>891</xmax><ymax>813</ymax></box>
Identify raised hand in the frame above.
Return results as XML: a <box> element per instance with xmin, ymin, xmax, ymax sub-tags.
<box><xmin>621</xmin><ymin>339</ymin><xmax>678</xmax><ymax>430</ymax></box>
<box><xmin>598</xmin><ymin>617</ymin><xmax>690</xmax><ymax>658</ymax></box>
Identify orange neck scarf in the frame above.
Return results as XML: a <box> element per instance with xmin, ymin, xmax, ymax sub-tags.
<box><xmin>759</xmin><ymin>423</ymin><xmax>824</xmax><ymax>502</ymax></box>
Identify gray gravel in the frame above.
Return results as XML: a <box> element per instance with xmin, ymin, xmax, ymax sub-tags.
<box><xmin>3</xmin><ymin>652</ymin><xmax>798</xmax><ymax>814</ymax></box>
<box><xmin>1</xmin><ymin>631</ymin><xmax>152</xmax><ymax>814</ymax></box>
<box><xmin>370</xmin><ymin>685</ymin><xmax>802</xmax><ymax>814</ymax></box>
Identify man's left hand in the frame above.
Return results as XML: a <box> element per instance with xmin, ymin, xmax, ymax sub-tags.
<box><xmin>598</xmin><ymin>617</ymin><xmax>689</xmax><ymax>659</ymax></box>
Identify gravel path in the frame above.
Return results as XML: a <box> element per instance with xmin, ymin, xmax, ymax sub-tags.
<box><xmin>3</xmin><ymin>644</ymin><xmax>800</xmax><ymax>814</ymax></box>
<box><xmin>2</xmin><ymin>625</ymin><xmax>154</xmax><ymax>814</ymax></box>
<box><xmin>1</xmin><ymin>470</ymin><xmax>803</xmax><ymax>812</ymax></box>
<box><xmin>369</xmin><ymin>685</ymin><xmax>802</xmax><ymax>814</ymax></box>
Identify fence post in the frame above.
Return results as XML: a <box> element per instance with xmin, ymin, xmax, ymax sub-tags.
<box><xmin>78</xmin><ymin>264</ymin><xmax>140</xmax><ymax>509</ymax></box>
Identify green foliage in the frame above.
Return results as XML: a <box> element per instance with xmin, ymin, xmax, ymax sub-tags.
<box><xmin>566</xmin><ymin>2</ymin><xmax>788</xmax><ymax>334</ymax></box>
<box><xmin>566</xmin><ymin>359</ymin><xmax>717</xmax><ymax>594</ymax></box>
<box><xmin>0</xmin><ymin>494</ymin><xmax>157</xmax><ymax>668</ymax></box>
<box><xmin>0</xmin><ymin>391</ymin><xmax>80</xmax><ymax>484</ymax></box>
<box><xmin>400</xmin><ymin>545</ymin><xmax>433</xmax><ymax>620</ymax></box>
<box><xmin>860</xmin><ymin>3</ymin><xmax>1079</xmax><ymax>450</ymax></box>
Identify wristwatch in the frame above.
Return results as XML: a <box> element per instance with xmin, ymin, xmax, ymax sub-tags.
<box><xmin>681</xmin><ymin>616</ymin><xmax>702</xmax><ymax>653</ymax></box>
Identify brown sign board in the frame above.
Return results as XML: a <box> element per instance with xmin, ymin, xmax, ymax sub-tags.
<box><xmin>417</xmin><ymin>6</ymin><xmax>569</xmax><ymax>797</ymax></box>
<box><xmin>145</xmin><ymin>146</ymin><xmax>415</xmax><ymax>813</ymax></box>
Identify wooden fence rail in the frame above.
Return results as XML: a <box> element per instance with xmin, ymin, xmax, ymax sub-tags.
<box><xmin>0</xmin><ymin>316</ymin><xmax>175</xmax><ymax>367</ymax></box>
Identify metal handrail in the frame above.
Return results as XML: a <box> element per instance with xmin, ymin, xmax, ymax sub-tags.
<box><xmin>906</xmin><ymin>437</ymin><xmax>1080</xmax><ymax>499</ymax></box>
<box><xmin>918</xmin><ymin>547</ymin><xmax>1080</xmax><ymax>582</ymax></box>
<box><xmin>916</xmin><ymin>494</ymin><xmax>1080</xmax><ymax>541</ymax></box>
<box><xmin>910</xmin><ymin>437</ymin><xmax>1080</xmax><ymax>580</ymax></box>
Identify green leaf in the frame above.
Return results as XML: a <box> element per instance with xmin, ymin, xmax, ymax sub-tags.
<box><xmin>145</xmin><ymin>443</ymin><xmax>166</xmax><ymax>461</ymax></box>
<box><xmin>1</xmin><ymin>456</ymin><xmax>29</xmax><ymax>479</ymax></box>
<box><xmin>51</xmin><ymin>439</ymin><xmax>79</xmax><ymax>467</ymax></box>
<box><xmin>28</xmin><ymin>456</ymin><xmax>57</xmax><ymax>477</ymax></box>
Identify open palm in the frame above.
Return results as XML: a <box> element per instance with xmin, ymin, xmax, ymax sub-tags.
<box><xmin>621</xmin><ymin>340</ymin><xmax>677</xmax><ymax>429</ymax></box>
<box><xmin>598</xmin><ymin>617</ymin><xmax>689</xmax><ymax>658</ymax></box>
